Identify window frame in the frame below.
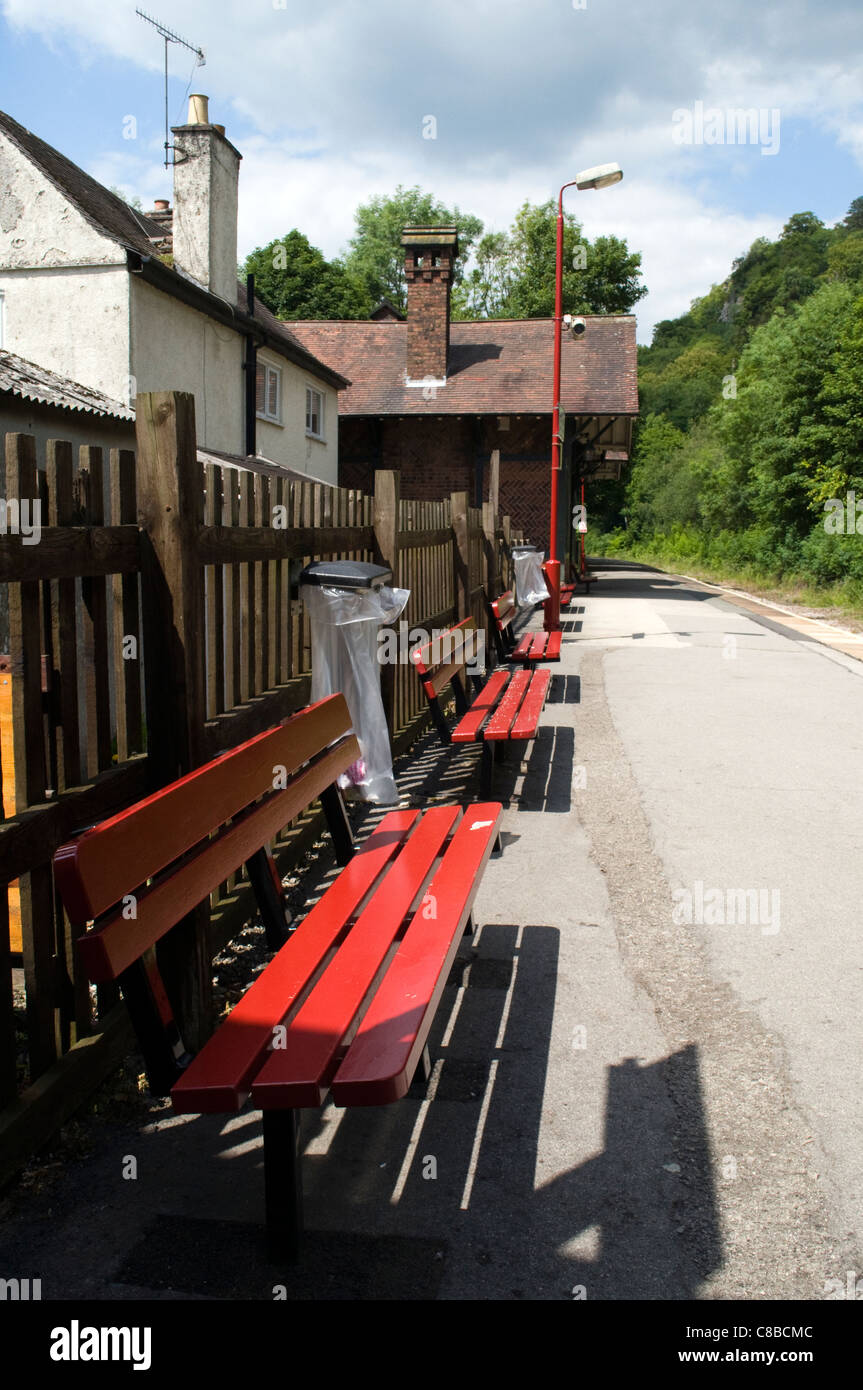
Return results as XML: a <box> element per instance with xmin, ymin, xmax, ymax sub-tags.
<box><xmin>305</xmin><ymin>384</ymin><xmax>325</xmax><ymax>441</ymax></box>
<box><xmin>256</xmin><ymin>359</ymin><xmax>282</xmax><ymax>425</ymax></box>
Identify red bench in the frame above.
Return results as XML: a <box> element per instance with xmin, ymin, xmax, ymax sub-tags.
<box><xmin>53</xmin><ymin>694</ymin><xmax>502</xmax><ymax>1261</ymax></box>
<box><xmin>487</xmin><ymin>589</ymin><xmax>563</xmax><ymax>667</ymax></box>
<box><xmin>412</xmin><ymin>618</ymin><xmax>551</xmax><ymax>796</ymax></box>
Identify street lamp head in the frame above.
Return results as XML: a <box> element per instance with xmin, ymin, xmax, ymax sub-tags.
<box><xmin>575</xmin><ymin>162</ymin><xmax>623</xmax><ymax>191</ymax></box>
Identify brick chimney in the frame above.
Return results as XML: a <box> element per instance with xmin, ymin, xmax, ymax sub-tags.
<box><xmin>171</xmin><ymin>95</ymin><xmax>241</xmax><ymax>302</ymax></box>
<box><xmin>401</xmin><ymin>227</ymin><xmax>459</xmax><ymax>383</ymax></box>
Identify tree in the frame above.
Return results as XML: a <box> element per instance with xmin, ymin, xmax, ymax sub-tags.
<box><xmin>109</xmin><ymin>185</ymin><xmax>143</xmax><ymax>210</ymax></box>
<box><xmin>342</xmin><ymin>186</ymin><xmax>483</xmax><ymax>313</ymax></box>
<box><xmin>842</xmin><ymin>196</ymin><xmax>863</xmax><ymax>233</ymax></box>
<box><xmin>451</xmin><ymin>231</ymin><xmax>512</xmax><ymax>318</ymax></box>
<box><xmin>452</xmin><ymin>200</ymin><xmax>646</xmax><ymax>320</ymax></box>
<box><xmin>243</xmin><ymin>231</ymin><xmax>371</xmax><ymax>319</ymax></box>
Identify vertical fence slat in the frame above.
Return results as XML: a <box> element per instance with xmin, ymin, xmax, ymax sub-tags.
<box><xmin>78</xmin><ymin>446</ymin><xmax>112</xmax><ymax>777</ymax></box>
<box><xmin>111</xmin><ymin>448</ymin><xmax>142</xmax><ymax>758</ymax></box>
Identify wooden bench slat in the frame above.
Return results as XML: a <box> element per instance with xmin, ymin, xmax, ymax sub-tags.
<box><xmin>331</xmin><ymin>803</ymin><xmax>504</xmax><ymax>1105</ymax></box>
<box><xmin>511</xmin><ymin>633</ymin><xmax>534</xmax><ymax>662</ymax></box>
<box><xmin>412</xmin><ymin>617</ymin><xmax>476</xmax><ymax>677</ymax></box>
<box><xmin>56</xmin><ymin>695</ymin><xmax>354</xmax><ymax>924</ymax></box>
<box><xmin>76</xmin><ymin>735</ymin><xmax>360</xmax><ymax>983</ymax></box>
<box><xmin>485</xmin><ymin>671</ymin><xmax>532</xmax><ymax>740</ymax></box>
<box><xmin>171</xmin><ymin>810</ymin><xmax>420</xmax><ymax>1114</ymax></box>
<box><xmin>251</xmin><ymin>806</ymin><xmax>461</xmax><ymax>1107</ymax></box>
<box><xmin>510</xmin><ymin>669</ymin><xmax>551</xmax><ymax>740</ymax></box>
<box><xmin>451</xmin><ymin>669</ymin><xmax>510</xmax><ymax>743</ymax></box>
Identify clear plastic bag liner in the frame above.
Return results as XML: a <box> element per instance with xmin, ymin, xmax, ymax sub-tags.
<box><xmin>301</xmin><ymin>583</ymin><xmax>410</xmax><ymax>805</ymax></box>
<box><xmin>513</xmin><ymin>551</ymin><xmax>549</xmax><ymax>606</ymax></box>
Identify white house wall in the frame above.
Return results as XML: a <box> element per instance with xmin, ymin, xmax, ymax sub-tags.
<box><xmin>0</xmin><ymin>131</ymin><xmax>132</xmax><ymax>402</ymax></box>
<box><xmin>130</xmin><ymin>276</ymin><xmax>244</xmax><ymax>455</ymax></box>
<box><xmin>257</xmin><ymin>350</ymin><xmax>338</xmax><ymax>482</ymax></box>
<box><xmin>0</xmin><ymin>131</ymin><xmax>124</xmax><ymax>269</ymax></box>
<box><xmin>0</xmin><ymin>265</ymin><xmax>131</xmax><ymax>404</ymax></box>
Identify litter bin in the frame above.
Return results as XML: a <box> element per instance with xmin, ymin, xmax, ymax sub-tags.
<box><xmin>300</xmin><ymin>560</ymin><xmax>410</xmax><ymax>805</ymax></box>
<box><xmin>512</xmin><ymin>544</ymin><xmax>549</xmax><ymax>607</ymax></box>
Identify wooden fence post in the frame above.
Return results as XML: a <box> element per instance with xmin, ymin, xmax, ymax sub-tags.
<box><xmin>482</xmin><ymin>501</ymin><xmax>496</xmax><ymax>598</ymax></box>
<box><xmin>501</xmin><ymin>514</ymin><xmax>512</xmax><ymax>592</ymax></box>
<box><xmin>489</xmin><ymin>448</ymin><xmax>500</xmax><ymax>521</ymax></box>
<box><xmin>373</xmin><ymin>469</ymin><xmax>400</xmax><ymax>740</ymax></box>
<box><xmin>451</xmin><ymin>490</ymin><xmax>470</xmax><ymax>622</ymax></box>
<box><xmin>136</xmin><ymin>391</ymin><xmax>211</xmax><ymax>1049</ymax></box>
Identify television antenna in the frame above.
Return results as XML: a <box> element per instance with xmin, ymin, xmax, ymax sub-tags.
<box><xmin>136</xmin><ymin>9</ymin><xmax>206</xmax><ymax>168</ymax></box>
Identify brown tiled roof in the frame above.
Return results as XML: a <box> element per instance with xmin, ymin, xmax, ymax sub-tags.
<box><xmin>286</xmin><ymin>316</ymin><xmax>637</xmax><ymax>416</ymax></box>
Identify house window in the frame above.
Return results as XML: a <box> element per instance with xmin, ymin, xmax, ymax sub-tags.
<box><xmin>256</xmin><ymin>361</ymin><xmax>281</xmax><ymax>422</ymax></box>
<box><xmin>306</xmin><ymin>386</ymin><xmax>325</xmax><ymax>440</ymax></box>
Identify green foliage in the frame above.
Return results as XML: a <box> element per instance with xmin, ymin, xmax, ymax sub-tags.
<box><xmin>610</xmin><ymin>198</ymin><xmax>863</xmax><ymax>606</ymax></box>
<box><xmin>452</xmin><ymin>200</ymin><xmax>646</xmax><ymax>320</ymax></box>
<box><xmin>342</xmin><ymin>185</ymin><xmax>482</xmax><ymax>313</ymax></box>
<box><xmin>243</xmin><ymin>230</ymin><xmax>371</xmax><ymax>319</ymax></box>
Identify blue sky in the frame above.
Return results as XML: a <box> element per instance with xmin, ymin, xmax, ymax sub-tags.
<box><xmin>2</xmin><ymin>0</ymin><xmax>861</xmax><ymax>341</ymax></box>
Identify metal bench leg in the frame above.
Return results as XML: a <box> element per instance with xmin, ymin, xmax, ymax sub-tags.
<box><xmin>409</xmin><ymin>1045</ymin><xmax>433</xmax><ymax>1097</ymax></box>
<box><xmin>481</xmin><ymin>742</ymin><xmax>495</xmax><ymax>798</ymax></box>
<box><xmin>263</xmin><ymin>1109</ymin><xmax>303</xmax><ymax>1263</ymax></box>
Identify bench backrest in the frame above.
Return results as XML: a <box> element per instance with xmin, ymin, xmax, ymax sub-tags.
<box><xmin>411</xmin><ymin>618</ymin><xmax>481</xmax><ymax>737</ymax></box>
<box><xmin>491</xmin><ymin>590</ymin><xmax>516</xmax><ymax>632</ymax></box>
<box><xmin>484</xmin><ymin>590</ymin><xmax>517</xmax><ymax>663</ymax></box>
<box><xmin>53</xmin><ymin>694</ymin><xmax>359</xmax><ymax>1092</ymax></box>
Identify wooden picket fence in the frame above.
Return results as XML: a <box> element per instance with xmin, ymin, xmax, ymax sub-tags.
<box><xmin>0</xmin><ymin>390</ymin><xmax>522</xmax><ymax>1183</ymax></box>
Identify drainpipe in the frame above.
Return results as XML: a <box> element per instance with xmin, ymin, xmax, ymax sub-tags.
<box><xmin>244</xmin><ymin>272</ymin><xmax>256</xmax><ymax>457</ymax></box>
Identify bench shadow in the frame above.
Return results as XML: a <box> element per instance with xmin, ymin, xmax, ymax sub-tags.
<box><xmin>547</xmin><ymin>674</ymin><xmax>580</xmax><ymax>704</ymax></box>
<box><xmin>112</xmin><ymin>922</ymin><xmax>721</xmax><ymax>1300</ymax></box>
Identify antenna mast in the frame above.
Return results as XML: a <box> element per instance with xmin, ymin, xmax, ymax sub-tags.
<box><xmin>136</xmin><ymin>9</ymin><xmax>206</xmax><ymax>168</ymax></box>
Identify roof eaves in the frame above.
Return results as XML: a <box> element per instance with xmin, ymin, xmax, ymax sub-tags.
<box><xmin>128</xmin><ymin>254</ymin><xmax>350</xmax><ymax>390</ymax></box>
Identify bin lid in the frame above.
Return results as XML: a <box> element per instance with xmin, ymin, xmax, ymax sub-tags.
<box><xmin>299</xmin><ymin>559</ymin><xmax>393</xmax><ymax>590</ymax></box>
<box><xmin>512</xmin><ymin>544</ymin><xmax>542</xmax><ymax>556</ymax></box>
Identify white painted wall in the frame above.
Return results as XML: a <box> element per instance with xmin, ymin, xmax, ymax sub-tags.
<box><xmin>130</xmin><ymin>276</ymin><xmax>244</xmax><ymax>455</ymax></box>
<box><xmin>0</xmin><ymin>131</ymin><xmax>124</xmax><ymax>269</ymax></box>
<box><xmin>0</xmin><ymin>130</ymin><xmax>131</xmax><ymax>402</ymax></box>
<box><xmin>0</xmin><ymin>265</ymin><xmax>132</xmax><ymax>405</ymax></box>
<box><xmin>257</xmin><ymin>348</ymin><xmax>339</xmax><ymax>482</ymax></box>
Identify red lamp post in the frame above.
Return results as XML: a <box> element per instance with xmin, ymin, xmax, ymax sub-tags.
<box><xmin>543</xmin><ymin>163</ymin><xmax>623</xmax><ymax>632</ymax></box>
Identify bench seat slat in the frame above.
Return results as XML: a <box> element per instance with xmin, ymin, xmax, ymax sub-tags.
<box><xmin>171</xmin><ymin>810</ymin><xmax>420</xmax><ymax>1114</ymax></box>
<box><xmin>76</xmin><ymin>736</ymin><xmax>360</xmax><ymax>984</ymax></box>
<box><xmin>484</xmin><ymin>670</ymin><xmax>532</xmax><ymax>740</ymax></box>
<box><xmin>250</xmin><ymin>806</ymin><xmax>461</xmax><ymax>1108</ymax></box>
<box><xmin>510</xmin><ymin>668</ymin><xmax>551</xmax><ymax>740</ymax></box>
<box><xmin>331</xmin><ymin>804</ymin><xmax>504</xmax><ymax>1105</ymax></box>
<box><xmin>451</xmin><ymin>670</ymin><xmax>510</xmax><ymax>743</ymax></box>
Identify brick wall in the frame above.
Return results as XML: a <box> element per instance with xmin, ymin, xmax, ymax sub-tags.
<box><xmin>338</xmin><ymin>413</ymin><xmax>555</xmax><ymax>550</ymax></box>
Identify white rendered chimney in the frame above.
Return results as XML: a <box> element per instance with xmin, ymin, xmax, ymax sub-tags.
<box><xmin>170</xmin><ymin>95</ymin><xmax>241</xmax><ymax>302</ymax></box>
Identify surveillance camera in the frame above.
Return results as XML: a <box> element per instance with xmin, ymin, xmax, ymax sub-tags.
<box><xmin>570</xmin><ymin>316</ymin><xmax>586</xmax><ymax>338</ymax></box>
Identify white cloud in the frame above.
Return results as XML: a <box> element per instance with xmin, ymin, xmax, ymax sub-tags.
<box><xmin>3</xmin><ymin>0</ymin><xmax>862</xmax><ymax>342</ymax></box>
